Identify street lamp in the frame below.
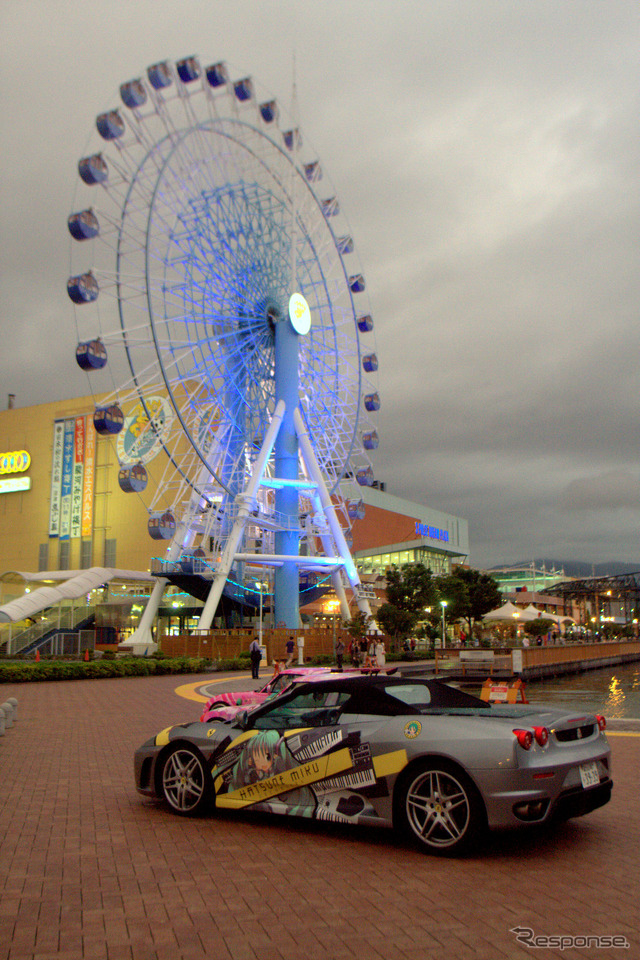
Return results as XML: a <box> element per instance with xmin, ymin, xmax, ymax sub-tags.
<box><xmin>440</xmin><ymin>600</ymin><xmax>448</xmax><ymax>649</ymax></box>
<box><xmin>257</xmin><ymin>580</ymin><xmax>268</xmax><ymax>646</ymax></box>
<box><xmin>325</xmin><ymin>597</ymin><xmax>341</xmax><ymax>654</ymax></box>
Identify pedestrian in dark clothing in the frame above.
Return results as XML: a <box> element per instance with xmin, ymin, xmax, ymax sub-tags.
<box><xmin>285</xmin><ymin>635</ymin><xmax>295</xmax><ymax>667</ymax></box>
<box><xmin>249</xmin><ymin>638</ymin><xmax>262</xmax><ymax>679</ymax></box>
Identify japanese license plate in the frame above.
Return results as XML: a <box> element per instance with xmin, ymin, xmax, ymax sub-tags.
<box><xmin>579</xmin><ymin>762</ymin><xmax>600</xmax><ymax>789</ymax></box>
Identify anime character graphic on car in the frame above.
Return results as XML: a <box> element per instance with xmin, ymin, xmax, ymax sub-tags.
<box><xmin>218</xmin><ymin>729</ymin><xmax>316</xmax><ymax>816</ymax></box>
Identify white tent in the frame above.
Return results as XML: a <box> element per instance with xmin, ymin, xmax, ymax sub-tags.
<box><xmin>523</xmin><ymin>607</ymin><xmax>576</xmax><ymax>629</ymax></box>
<box><xmin>523</xmin><ymin>604</ymin><xmax>547</xmax><ymax>619</ymax></box>
<box><xmin>482</xmin><ymin>601</ymin><xmax>537</xmax><ymax>622</ymax></box>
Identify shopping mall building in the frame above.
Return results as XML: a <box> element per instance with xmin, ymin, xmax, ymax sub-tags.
<box><xmin>0</xmin><ymin>393</ymin><xmax>469</xmax><ymax>640</ymax></box>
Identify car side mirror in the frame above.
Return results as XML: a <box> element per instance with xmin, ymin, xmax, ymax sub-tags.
<box><xmin>237</xmin><ymin>710</ymin><xmax>249</xmax><ymax>730</ymax></box>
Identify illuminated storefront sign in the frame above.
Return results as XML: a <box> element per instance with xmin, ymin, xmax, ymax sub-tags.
<box><xmin>0</xmin><ymin>450</ymin><xmax>31</xmax><ymax>474</ymax></box>
<box><xmin>414</xmin><ymin>521</ymin><xmax>449</xmax><ymax>543</ymax></box>
<box><xmin>0</xmin><ymin>476</ymin><xmax>31</xmax><ymax>494</ymax></box>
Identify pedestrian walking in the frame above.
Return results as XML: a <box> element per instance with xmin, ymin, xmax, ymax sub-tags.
<box><xmin>285</xmin><ymin>635</ymin><xmax>295</xmax><ymax>667</ymax></box>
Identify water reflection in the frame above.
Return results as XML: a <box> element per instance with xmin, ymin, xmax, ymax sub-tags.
<box><xmin>522</xmin><ymin>663</ymin><xmax>640</xmax><ymax>719</ymax></box>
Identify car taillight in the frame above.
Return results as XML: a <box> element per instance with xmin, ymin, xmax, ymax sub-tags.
<box><xmin>533</xmin><ymin>726</ymin><xmax>549</xmax><ymax>747</ymax></box>
<box><xmin>596</xmin><ymin>714</ymin><xmax>607</xmax><ymax>731</ymax></box>
<box><xmin>513</xmin><ymin>728</ymin><xmax>533</xmax><ymax>750</ymax></box>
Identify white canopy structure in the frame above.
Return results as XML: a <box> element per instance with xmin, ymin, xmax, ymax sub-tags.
<box><xmin>482</xmin><ymin>601</ymin><xmax>536</xmax><ymax>622</ymax></box>
<box><xmin>0</xmin><ymin>567</ymin><xmax>156</xmax><ymax>624</ymax></box>
<box><xmin>522</xmin><ymin>604</ymin><xmax>546</xmax><ymax>619</ymax></box>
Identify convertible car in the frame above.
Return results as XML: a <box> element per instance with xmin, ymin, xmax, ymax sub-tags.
<box><xmin>199</xmin><ymin>667</ymin><xmax>332</xmax><ymax>722</ymax></box>
<box><xmin>199</xmin><ymin>665</ymin><xmax>388</xmax><ymax>722</ymax></box>
<box><xmin>135</xmin><ymin>675</ymin><xmax>612</xmax><ymax>855</ymax></box>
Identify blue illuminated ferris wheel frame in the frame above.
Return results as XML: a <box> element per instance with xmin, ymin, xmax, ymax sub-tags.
<box><xmin>68</xmin><ymin>55</ymin><xmax>380</xmax><ymax>625</ymax></box>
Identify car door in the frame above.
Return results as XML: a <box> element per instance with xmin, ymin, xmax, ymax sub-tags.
<box><xmin>211</xmin><ymin>687</ymin><xmax>373</xmax><ymax>820</ymax></box>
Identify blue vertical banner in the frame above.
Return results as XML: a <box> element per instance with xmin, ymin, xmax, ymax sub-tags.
<box><xmin>59</xmin><ymin>419</ymin><xmax>75</xmax><ymax>541</ymax></box>
<box><xmin>48</xmin><ymin>420</ymin><xmax>65</xmax><ymax>537</ymax></box>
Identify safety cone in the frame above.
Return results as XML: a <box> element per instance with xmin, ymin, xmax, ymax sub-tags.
<box><xmin>35</xmin><ymin>650</ymin><xmax>40</xmax><ymax>662</ymax></box>
<box><xmin>84</xmin><ymin>649</ymin><xmax>90</xmax><ymax>661</ymax></box>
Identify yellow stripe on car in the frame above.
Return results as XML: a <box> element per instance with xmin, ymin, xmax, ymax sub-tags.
<box><xmin>373</xmin><ymin>749</ymin><xmax>408</xmax><ymax>778</ymax></box>
<box><xmin>155</xmin><ymin>727</ymin><xmax>175</xmax><ymax>746</ymax></box>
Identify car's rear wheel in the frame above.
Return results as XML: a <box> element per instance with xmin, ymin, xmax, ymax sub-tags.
<box><xmin>159</xmin><ymin>745</ymin><xmax>212</xmax><ymax>816</ymax></box>
<box><xmin>396</xmin><ymin>760</ymin><xmax>486</xmax><ymax>856</ymax></box>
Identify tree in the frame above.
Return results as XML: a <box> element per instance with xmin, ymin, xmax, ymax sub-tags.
<box><xmin>377</xmin><ymin>563</ymin><xmax>438</xmax><ymax>650</ymax></box>
<box><xmin>524</xmin><ymin>618</ymin><xmax>556</xmax><ymax>638</ymax></box>
<box><xmin>385</xmin><ymin>563</ymin><xmax>438</xmax><ymax>615</ymax></box>
<box><xmin>375</xmin><ymin>603</ymin><xmax>416</xmax><ymax>650</ymax></box>
<box><xmin>342</xmin><ymin>610</ymin><xmax>372</xmax><ymax>642</ymax></box>
<box><xmin>437</xmin><ymin>568</ymin><xmax>502</xmax><ymax>641</ymax></box>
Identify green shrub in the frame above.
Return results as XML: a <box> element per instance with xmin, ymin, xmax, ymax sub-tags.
<box><xmin>0</xmin><ymin>655</ymin><xmax>214</xmax><ymax>683</ymax></box>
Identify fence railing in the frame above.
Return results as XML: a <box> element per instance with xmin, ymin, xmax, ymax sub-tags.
<box><xmin>2</xmin><ymin>606</ymin><xmax>97</xmax><ymax>656</ymax></box>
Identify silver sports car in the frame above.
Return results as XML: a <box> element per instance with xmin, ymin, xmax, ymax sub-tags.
<box><xmin>134</xmin><ymin>675</ymin><xmax>612</xmax><ymax>855</ymax></box>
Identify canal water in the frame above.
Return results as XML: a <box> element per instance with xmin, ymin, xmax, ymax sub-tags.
<box><xmin>520</xmin><ymin>662</ymin><xmax>640</xmax><ymax>719</ymax></box>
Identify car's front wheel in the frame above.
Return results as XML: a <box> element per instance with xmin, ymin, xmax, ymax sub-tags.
<box><xmin>396</xmin><ymin>760</ymin><xmax>486</xmax><ymax>856</ymax></box>
<box><xmin>159</xmin><ymin>745</ymin><xmax>212</xmax><ymax>816</ymax></box>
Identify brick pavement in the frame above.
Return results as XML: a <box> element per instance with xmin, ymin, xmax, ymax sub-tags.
<box><xmin>0</xmin><ymin>674</ymin><xmax>637</xmax><ymax>960</ymax></box>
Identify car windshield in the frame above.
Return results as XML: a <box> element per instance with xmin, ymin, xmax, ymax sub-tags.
<box><xmin>253</xmin><ymin>689</ymin><xmax>351</xmax><ymax>730</ymax></box>
<box><xmin>268</xmin><ymin>674</ymin><xmax>297</xmax><ymax>694</ymax></box>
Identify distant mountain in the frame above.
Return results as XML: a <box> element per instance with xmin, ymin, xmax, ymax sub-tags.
<box><xmin>490</xmin><ymin>559</ymin><xmax>640</xmax><ymax>578</ymax></box>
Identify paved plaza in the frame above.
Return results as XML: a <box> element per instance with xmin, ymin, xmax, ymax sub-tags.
<box><xmin>0</xmin><ymin>672</ymin><xmax>638</xmax><ymax>960</ymax></box>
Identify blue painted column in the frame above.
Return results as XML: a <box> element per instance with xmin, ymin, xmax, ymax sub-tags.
<box><xmin>273</xmin><ymin>316</ymin><xmax>300</xmax><ymax>627</ymax></box>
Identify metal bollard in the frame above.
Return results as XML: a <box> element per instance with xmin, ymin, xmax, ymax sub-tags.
<box><xmin>0</xmin><ymin>706</ymin><xmax>5</xmax><ymax>736</ymax></box>
<box><xmin>7</xmin><ymin>697</ymin><xmax>17</xmax><ymax>721</ymax></box>
<box><xmin>0</xmin><ymin>701</ymin><xmax>13</xmax><ymax>728</ymax></box>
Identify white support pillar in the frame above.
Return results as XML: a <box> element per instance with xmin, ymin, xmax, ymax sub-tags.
<box><xmin>294</xmin><ymin>408</ymin><xmax>371</xmax><ymax>620</ymax></box>
<box><xmin>198</xmin><ymin>401</ymin><xmax>286</xmax><ymax>630</ymax></box>
<box><xmin>120</xmin><ymin>520</ymin><xmax>191</xmax><ymax>655</ymax></box>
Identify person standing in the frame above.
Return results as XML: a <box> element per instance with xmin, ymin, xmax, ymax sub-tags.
<box><xmin>335</xmin><ymin>637</ymin><xmax>345</xmax><ymax>671</ymax></box>
<box><xmin>375</xmin><ymin>639</ymin><xmax>386</xmax><ymax>669</ymax></box>
<box><xmin>249</xmin><ymin>637</ymin><xmax>262</xmax><ymax>679</ymax></box>
<box><xmin>285</xmin><ymin>635</ymin><xmax>295</xmax><ymax>667</ymax></box>
<box><xmin>350</xmin><ymin>639</ymin><xmax>360</xmax><ymax>667</ymax></box>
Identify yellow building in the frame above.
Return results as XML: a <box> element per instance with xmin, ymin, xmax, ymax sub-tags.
<box><xmin>0</xmin><ymin>394</ymin><xmax>166</xmax><ymax>581</ymax></box>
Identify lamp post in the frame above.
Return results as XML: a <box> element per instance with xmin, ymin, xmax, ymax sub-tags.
<box><xmin>258</xmin><ymin>580</ymin><xmax>266</xmax><ymax>647</ymax></box>
<box><xmin>440</xmin><ymin>600</ymin><xmax>448</xmax><ymax>650</ymax></box>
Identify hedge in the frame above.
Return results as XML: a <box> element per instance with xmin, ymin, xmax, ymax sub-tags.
<box><xmin>0</xmin><ymin>656</ymin><xmax>216</xmax><ymax>683</ymax></box>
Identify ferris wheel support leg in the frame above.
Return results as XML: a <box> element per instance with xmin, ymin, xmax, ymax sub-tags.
<box><xmin>331</xmin><ymin>570</ymin><xmax>351</xmax><ymax>622</ymax></box>
<box><xmin>198</xmin><ymin>402</ymin><xmax>286</xmax><ymax>631</ymax></box>
<box><xmin>120</xmin><ymin>532</ymin><xmax>188</xmax><ymax>654</ymax></box>
<box><xmin>120</xmin><ymin>577</ymin><xmax>166</xmax><ymax>655</ymax></box>
<box><xmin>294</xmin><ymin>408</ymin><xmax>372</xmax><ymax>621</ymax></box>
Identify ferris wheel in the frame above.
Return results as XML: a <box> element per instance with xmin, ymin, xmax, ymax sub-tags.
<box><xmin>67</xmin><ymin>55</ymin><xmax>380</xmax><ymax>643</ymax></box>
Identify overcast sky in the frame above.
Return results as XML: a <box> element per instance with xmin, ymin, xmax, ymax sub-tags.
<box><xmin>1</xmin><ymin>0</ymin><xmax>638</xmax><ymax>569</ymax></box>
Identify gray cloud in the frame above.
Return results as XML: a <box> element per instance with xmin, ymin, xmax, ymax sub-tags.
<box><xmin>559</xmin><ymin>472</ymin><xmax>640</xmax><ymax>513</ymax></box>
<box><xmin>1</xmin><ymin>0</ymin><xmax>638</xmax><ymax>568</ymax></box>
